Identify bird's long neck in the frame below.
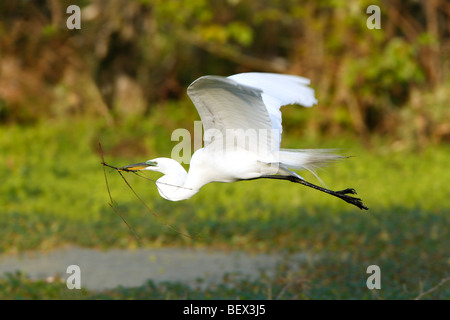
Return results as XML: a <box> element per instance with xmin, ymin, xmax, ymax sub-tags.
<box><xmin>155</xmin><ymin>162</ymin><xmax>200</xmax><ymax>201</ymax></box>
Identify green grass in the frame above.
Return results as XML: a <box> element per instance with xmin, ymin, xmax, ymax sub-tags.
<box><xmin>0</xmin><ymin>117</ymin><xmax>449</xmax><ymax>299</ymax></box>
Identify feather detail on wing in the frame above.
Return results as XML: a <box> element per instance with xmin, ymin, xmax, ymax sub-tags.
<box><xmin>187</xmin><ymin>73</ymin><xmax>317</xmax><ymax>156</ymax></box>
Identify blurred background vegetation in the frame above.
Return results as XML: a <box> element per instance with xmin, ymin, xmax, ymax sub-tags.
<box><xmin>1</xmin><ymin>0</ymin><xmax>449</xmax><ymax>147</ymax></box>
<box><xmin>0</xmin><ymin>0</ymin><xmax>449</xmax><ymax>299</ymax></box>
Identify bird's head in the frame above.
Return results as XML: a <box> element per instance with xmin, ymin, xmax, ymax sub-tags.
<box><xmin>118</xmin><ymin>157</ymin><xmax>185</xmax><ymax>176</ymax></box>
<box><xmin>118</xmin><ymin>159</ymin><xmax>159</xmax><ymax>172</ymax></box>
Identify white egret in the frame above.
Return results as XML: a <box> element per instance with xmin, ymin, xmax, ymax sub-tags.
<box><xmin>119</xmin><ymin>73</ymin><xmax>368</xmax><ymax>210</ymax></box>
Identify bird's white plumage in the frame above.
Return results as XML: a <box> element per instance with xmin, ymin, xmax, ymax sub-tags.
<box><xmin>188</xmin><ymin>73</ymin><xmax>317</xmax><ymax>153</ymax></box>
<box><xmin>228</xmin><ymin>72</ymin><xmax>317</xmax><ymax>110</ymax></box>
<box><xmin>122</xmin><ymin>73</ymin><xmax>346</xmax><ymax>202</ymax></box>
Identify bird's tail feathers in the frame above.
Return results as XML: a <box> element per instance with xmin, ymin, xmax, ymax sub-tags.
<box><xmin>277</xmin><ymin>149</ymin><xmax>347</xmax><ymax>185</ymax></box>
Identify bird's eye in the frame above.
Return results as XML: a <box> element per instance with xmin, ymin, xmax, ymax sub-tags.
<box><xmin>145</xmin><ymin>160</ymin><xmax>157</xmax><ymax>166</ymax></box>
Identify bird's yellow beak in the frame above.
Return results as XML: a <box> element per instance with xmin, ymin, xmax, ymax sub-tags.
<box><xmin>118</xmin><ymin>162</ymin><xmax>149</xmax><ymax>172</ymax></box>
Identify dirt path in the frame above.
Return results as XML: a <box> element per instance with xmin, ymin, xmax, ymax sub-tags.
<box><xmin>0</xmin><ymin>247</ymin><xmax>310</xmax><ymax>290</ymax></box>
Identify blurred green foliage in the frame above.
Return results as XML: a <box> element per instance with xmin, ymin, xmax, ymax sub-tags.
<box><xmin>0</xmin><ymin>0</ymin><xmax>449</xmax><ymax>300</ymax></box>
<box><xmin>0</xmin><ymin>118</ymin><xmax>448</xmax><ymax>299</ymax></box>
<box><xmin>0</xmin><ymin>0</ymin><xmax>449</xmax><ymax>146</ymax></box>
<box><xmin>0</xmin><ymin>116</ymin><xmax>448</xmax><ymax>251</ymax></box>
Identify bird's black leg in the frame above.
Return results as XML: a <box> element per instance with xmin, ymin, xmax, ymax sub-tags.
<box><xmin>246</xmin><ymin>175</ymin><xmax>369</xmax><ymax>210</ymax></box>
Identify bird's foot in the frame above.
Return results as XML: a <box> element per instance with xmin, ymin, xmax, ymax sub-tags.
<box><xmin>336</xmin><ymin>188</ymin><xmax>357</xmax><ymax>195</ymax></box>
<box><xmin>333</xmin><ymin>189</ymin><xmax>368</xmax><ymax>210</ymax></box>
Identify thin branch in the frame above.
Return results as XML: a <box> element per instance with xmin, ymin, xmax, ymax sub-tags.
<box><xmin>414</xmin><ymin>277</ymin><xmax>450</xmax><ymax>300</ymax></box>
<box><xmin>99</xmin><ymin>142</ymin><xmax>139</xmax><ymax>241</ymax></box>
<box><xmin>109</xmin><ymin>203</ymin><xmax>141</xmax><ymax>241</ymax></box>
<box><xmin>99</xmin><ymin>143</ymin><xmax>198</xmax><ymax>240</ymax></box>
<box><xmin>99</xmin><ymin>142</ymin><xmax>115</xmax><ymax>205</ymax></box>
<box><xmin>117</xmin><ymin>171</ymin><xmax>196</xmax><ymax>240</ymax></box>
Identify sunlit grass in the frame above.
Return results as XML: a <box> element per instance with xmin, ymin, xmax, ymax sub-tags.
<box><xmin>0</xmin><ymin>117</ymin><xmax>448</xmax><ymax>299</ymax></box>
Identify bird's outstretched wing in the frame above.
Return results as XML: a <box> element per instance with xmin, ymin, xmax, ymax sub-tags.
<box><xmin>187</xmin><ymin>73</ymin><xmax>317</xmax><ymax>154</ymax></box>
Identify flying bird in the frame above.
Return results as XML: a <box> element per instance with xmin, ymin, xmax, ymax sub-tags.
<box><xmin>119</xmin><ymin>73</ymin><xmax>368</xmax><ymax>210</ymax></box>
